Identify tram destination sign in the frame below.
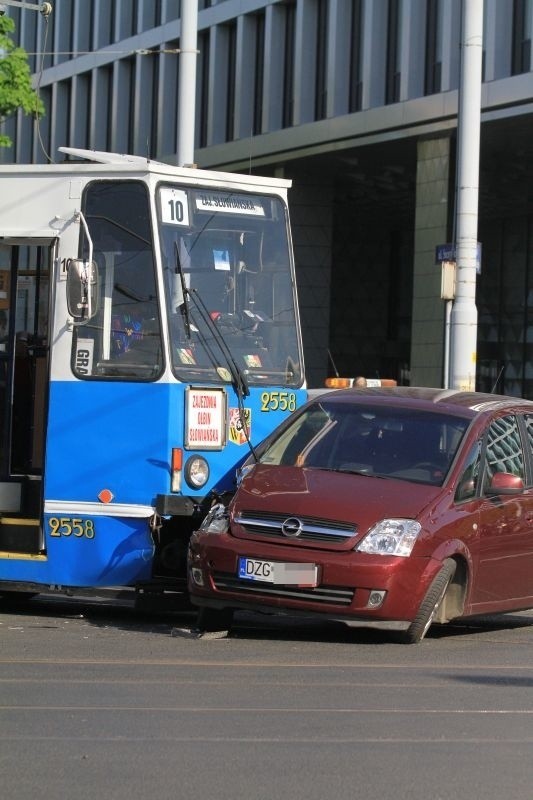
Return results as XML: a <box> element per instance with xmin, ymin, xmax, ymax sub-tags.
<box><xmin>185</xmin><ymin>387</ymin><xmax>227</xmax><ymax>450</ymax></box>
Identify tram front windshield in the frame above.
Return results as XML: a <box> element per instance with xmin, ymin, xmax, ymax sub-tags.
<box><xmin>157</xmin><ymin>185</ymin><xmax>303</xmax><ymax>388</ymax></box>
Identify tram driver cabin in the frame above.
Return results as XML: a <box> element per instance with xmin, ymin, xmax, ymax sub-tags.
<box><xmin>0</xmin><ymin>148</ymin><xmax>305</xmax><ymax>603</ymax></box>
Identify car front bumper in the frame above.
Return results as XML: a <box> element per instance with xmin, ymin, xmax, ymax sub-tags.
<box><xmin>188</xmin><ymin>530</ymin><xmax>441</xmax><ymax>628</ymax></box>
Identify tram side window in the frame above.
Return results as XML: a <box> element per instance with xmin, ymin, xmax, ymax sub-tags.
<box><xmin>72</xmin><ymin>181</ymin><xmax>163</xmax><ymax>381</ymax></box>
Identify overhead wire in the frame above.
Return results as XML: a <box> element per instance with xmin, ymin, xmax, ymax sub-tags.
<box><xmin>24</xmin><ymin>48</ymin><xmax>182</xmax><ymax>56</ymax></box>
<box><xmin>34</xmin><ymin>8</ymin><xmax>52</xmax><ymax>162</ymax></box>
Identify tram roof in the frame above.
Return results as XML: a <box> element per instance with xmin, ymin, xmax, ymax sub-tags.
<box><xmin>0</xmin><ymin>147</ymin><xmax>293</xmax><ymax>192</ymax></box>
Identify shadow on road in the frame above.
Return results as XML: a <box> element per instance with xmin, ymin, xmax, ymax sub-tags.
<box><xmin>3</xmin><ymin>592</ymin><xmax>533</xmax><ymax>645</ymax></box>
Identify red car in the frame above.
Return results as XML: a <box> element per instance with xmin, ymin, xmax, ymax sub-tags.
<box><xmin>188</xmin><ymin>387</ymin><xmax>533</xmax><ymax>643</ymax></box>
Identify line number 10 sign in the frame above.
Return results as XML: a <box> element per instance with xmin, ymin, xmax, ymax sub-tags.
<box><xmin>160</xmin><ymin>187</ymin><xmax>189</xmax><ymax>226</ymax></box>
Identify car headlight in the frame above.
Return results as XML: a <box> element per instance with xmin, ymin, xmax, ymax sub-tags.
<box><xmin>199</xmin><ymin>502</ymin><xmax>229</xmax><ymax>534</ymax></box>
<box><xmin>356</xmin><ymin>519</ymin><xmax>421</xmax><ymax>557</ymax></box>
<box><xmin>184</xmin><ymin>456</ymin><xmax>209</xmax><ymax>489</ymax></box>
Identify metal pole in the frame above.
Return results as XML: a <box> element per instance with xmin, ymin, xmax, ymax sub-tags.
<box><xmin>177</xmin><ymin>0</ymin><xmax>198</xmax><ymax>167</ymax></box>
<box><xmin>449</xmin><ymin>0</ymin><xmax>483</xmax><ymax>391</ymax></box>
<box><xmin>444</xmin><ymin>299</ymin><xmax>452</xmax><ymax>389</ymax></box>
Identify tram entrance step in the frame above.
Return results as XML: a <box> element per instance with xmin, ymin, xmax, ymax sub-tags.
<box><xmin>0</xmin><ymin>517</ymin><xmax>41</xmax><ymax>553</ymax></box>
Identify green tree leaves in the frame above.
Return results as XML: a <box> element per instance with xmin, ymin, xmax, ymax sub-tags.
<box><xmin>0</xmin><ymin>14</ymin><xmax>44</xmax><ymax>147</ymax></box>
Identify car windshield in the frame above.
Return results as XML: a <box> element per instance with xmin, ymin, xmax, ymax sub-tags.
<box><xmin>157</xmin><ymin>184</ymin><xmax>303</xmax><ymax>387</ymax></box>
<box><xmin>259</xmin><ymin>401</ymin><xmax>470</xmax><ymax>485</ymax></box>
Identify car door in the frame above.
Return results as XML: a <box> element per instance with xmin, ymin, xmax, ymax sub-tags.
<box><xmin>471</xmin><ymin>413</ymin><xmax>533</xmax><ymax>609</ymax></box>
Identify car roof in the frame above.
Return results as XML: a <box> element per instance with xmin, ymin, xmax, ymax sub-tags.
<box><xmin>312</xmin><ymin>386</ymin><xmax>533</xmax><ymax>420</ymax></box>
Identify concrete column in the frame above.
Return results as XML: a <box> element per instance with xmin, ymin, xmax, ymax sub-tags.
<box><xmin>155</xmin><ymin>40</ymin><xmax>178</xmax><ymax>158</ymax></box>
<box><xmin>262</xmin><ymin>4</ymin><xmax>284</xmax><ymax>132</ymax></box>
<box><xmin>360</xmin><ymin>0</ymin><xmax>387</xmax><ymax>109</ymax></box>
<box><xmin>409</xmin><ymin>136</ymin><xmax>452</xmax><ymax>387</ymax></box>
<box><xmin>293</xmin><ymin>0</ymin><xmax>316</xmax><ymax>124</ymax></box>
<box><xmin>111</xmin><ymin>60</ymin><xmax>132</xmax><ymax>153</ymax></box>
<box><xmin>206</xmin><ymin>24</ymin><xmax>228</xmax><ymax>146</ymax></box>
<box><xmin>439</xmin><ymin>0</ymin><xmax>461</xmax><ymax>90</ymax></box>
<box><xmin>234</xmin><ymin>14</ymin><xmax>255</xmax><ymax>141</ymax></box>
<box><xmin>399</xmin><ymin>0</ymin><xmax>426</xmax><ymax>100</ymax></box>
<box><xmin>90</xmin><ymin>67</ymin><xmax>111</xmax><ymax>151</ymax></box>
<box><xmin>483</xmin><ymin>0</ymin><xmax>512</xmax><ymax>80</ymax></box>
<box><xmin>326</xmin><ymin>0</ymin><xmax>351</xmax><ymax>117</ymax></box>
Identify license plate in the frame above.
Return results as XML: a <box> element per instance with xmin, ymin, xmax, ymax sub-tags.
<box><xmin>238</xmin><ymin>557</ymin><xmax>317</xmax><ymax>586</ymax></box>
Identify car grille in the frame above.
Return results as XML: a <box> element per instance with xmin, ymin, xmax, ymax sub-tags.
<box><xmin>213</xmin><ymin>572</ymin><xmax>355</xmax><ymax>606</ymax></box>
<box><xmin>234</xmin><ymin>511</ymin><xmax>356</xmax><ymax>544</ymax></box>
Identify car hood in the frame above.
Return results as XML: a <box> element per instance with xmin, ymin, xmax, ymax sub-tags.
<box><xmin>231</xmin><ymin>464</ymin><xmax>441</xmax><ymax>544</ymax></box>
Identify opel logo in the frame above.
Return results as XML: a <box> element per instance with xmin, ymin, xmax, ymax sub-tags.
<box><xmin>281</xmin><ymin>517</ymin><xmax>304</xmax><ymax>538</ymax></box>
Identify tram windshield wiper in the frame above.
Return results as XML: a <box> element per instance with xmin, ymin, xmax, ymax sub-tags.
<box><xmin>188</xmin><ymin>288</ymin><xmax>250</xmax><ymax>399</ymax></box>
<box><xmin>174</xmin><ymin>242</ymin><xmax>192</xmax><ymax>339</ymax></box>
<box><xmin>172</xmin><ymin>243</ymin><xmax>256</xmax><ymax>459</ymax></box>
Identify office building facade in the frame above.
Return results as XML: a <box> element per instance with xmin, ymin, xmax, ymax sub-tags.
<box><xmin>2</xmin><ymin>0</ymin><xmax>533</xmax><ymax>393</ymax></box>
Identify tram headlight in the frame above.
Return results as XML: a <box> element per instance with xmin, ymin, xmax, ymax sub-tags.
<box><xmin>184</xmin><ymin>455</ymin><xmax>210</xmax><ymax>489</ymax></box>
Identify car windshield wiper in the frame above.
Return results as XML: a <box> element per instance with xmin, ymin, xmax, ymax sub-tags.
<box><xmin>328</xmin><ymin>466</ymin><xmax>389</xmax><ymax>478</ymax></box>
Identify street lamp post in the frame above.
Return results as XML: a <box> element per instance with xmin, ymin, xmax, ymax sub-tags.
<box><xmin>449</xmin><ymin>0</ymin><xmax>484</xmax><ymax>391</ymax></box>
<box><xmin>177</xmin><ymin>0</ymin><xmax>198</xmax><ymax>168</ymax></box>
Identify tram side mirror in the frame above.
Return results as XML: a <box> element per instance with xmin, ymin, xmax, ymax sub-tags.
<box><xmin>66</xmin><ymin>259</ymin><xmax>99</xmax><ymax>323</ymax></box>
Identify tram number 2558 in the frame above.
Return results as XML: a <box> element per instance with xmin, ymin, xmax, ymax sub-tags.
<box><xmin>260</xmin><ymin>391</ymin><xmax>296</xmax><ymax>412</ymax></box>
<box><xmin>49</xmin><ymin>517</ymin><xmax>95</xmax><ymax>539</ymax></box>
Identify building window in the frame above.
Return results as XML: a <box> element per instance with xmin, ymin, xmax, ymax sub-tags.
<box><xmin>73</xmin><ymin>1</ymin><xmax>92</xmax><ymax>57</ymax></box>
<box><xmin>253</xmin><ymin>12</ymin><xmax>265</xmax><ymax>135</ymax></box>
<box><xmin>93</xmin><ymin>3</ymin><xmax>113</xmax><ymax>50</ymax></box>
<box><xmin>385</xmin><ymin>0</ymin><xmax>401</xmax><ymax>104</ymax></box>
<box><xmin>282</xmin><ymin>2</ymin><xmax>296</xmax><ymax>128</ymax></box>
<box><xmin>425</xmin><ymin>0</ymin><xmax>442</xmax><ymax>94</ymax></box>
<box><xmin>198</xmin><ymin>30</ymin><xmax>210</xmax><ymax>147</ymax></box>
<box><xmin>315</xmin><ymin>0</ymin><xmax>328</xmax><ymax>120</ymax></box>
<box><xmin>349</xmin><ymin>0</ymin><xmax>363</xmax><ymax>112</ymax></box>
<box><xmin>112</xmin><ymin>0</ymin><xmax>135</xmax><ymax>41</ymax></box>
<box><xmin>477</xmin><ymin>214</ymin><xmax>533</xmax><ymax>398</ymax></box>
<box><xmin>225</xmin><ymin>22</ymin><xmax>237</xmax><ymax>141</ymax></box>
<box><xmin>140</xmin><ymin>0</ymin><xmax>162</xmax><ymax>29</ymax></box>
<box><xmin>512</xmin><ymin>0</ymin><xmax>532</xmax><ymax>74</ymax></box>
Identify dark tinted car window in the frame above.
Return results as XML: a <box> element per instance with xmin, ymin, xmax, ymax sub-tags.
<box><xmin>455</xmin><ymin>441</ymin><xmax>482</xmax><ymax>502</ymax></box>
<box><xmin>524</xmin><ymin>415</ymin><xmax>533</xmax><ymax>466</ymax></box>
<box><xmin>261</xmin><ymin>402</ymin><xmax>469</xmax><ymax>485</ymax></box>
<box><xmin>482</xmin><ymin>415</ymin><xmax>524</xmax><ymax>492</ymax></box>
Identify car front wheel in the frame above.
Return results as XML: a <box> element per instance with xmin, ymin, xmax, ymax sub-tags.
<box><xmin>401</xmin><ymin>558</ymin><xmax>456</xmax><ymax>644</ymax></box>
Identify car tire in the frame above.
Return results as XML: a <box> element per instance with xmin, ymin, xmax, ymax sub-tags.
<box><xmin>195</xmin><ymin>606</ymin><xmax>234</xmax><ymax>633</ymax></box>
<box><xmin>400</xmin><ymin>558</ymin><xmax>456</xmax><ymax>644</ymax></box>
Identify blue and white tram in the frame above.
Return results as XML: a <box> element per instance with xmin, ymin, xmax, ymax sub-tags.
<box><xmin>0</xmin><ymin>148</ymin><xmax>306</xmax><ymax>603</ymax></box>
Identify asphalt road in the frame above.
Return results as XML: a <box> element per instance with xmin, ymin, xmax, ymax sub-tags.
<box><xmin>2</xmin><ymin>594</ymin><xmax>533</xmax><ymax>800</ymax></box>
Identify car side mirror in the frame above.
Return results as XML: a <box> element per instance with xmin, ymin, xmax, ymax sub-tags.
<box><xmin>486</xmin><ymin>472</ymin><xmax>524</xmax><ymax>496</ymax></box>
<box><xmin>66</xmin><ymin>258</ymin><xmax>99</xmax><ymax>323</ymax></box>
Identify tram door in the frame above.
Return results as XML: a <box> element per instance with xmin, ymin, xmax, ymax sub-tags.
<box><xmin>0</xmin><ymin>241</ymin><xmax>51</xmax><ymax>553</ymax></box>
